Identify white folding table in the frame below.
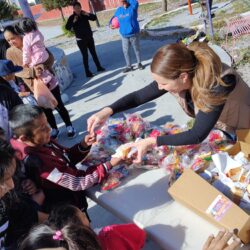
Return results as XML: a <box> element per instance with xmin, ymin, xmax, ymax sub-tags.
<box><xmin>86</xmin><ymin>168</ymin><xmax>225</xmax><ymax>250</ymax></box>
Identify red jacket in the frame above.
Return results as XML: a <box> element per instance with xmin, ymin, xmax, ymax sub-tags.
<box><xmin>11</xmin><ymin>139</ymin><xmax>112</xmax><ymax>191</ymax></box>
<box><xmin>98</xmin><ymin>223</ymin><xmax>146</xmax><ymax>250</ymax></box>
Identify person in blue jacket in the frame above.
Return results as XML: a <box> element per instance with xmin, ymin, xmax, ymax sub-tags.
<box><xmin>114</xmin><ymin>0</ymin><xmax>144</xmax><ymax>73</ymax></box>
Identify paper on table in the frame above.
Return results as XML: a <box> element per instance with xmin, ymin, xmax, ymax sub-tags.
<box><xmin>112</xmin><ymin>138</ymin><xmax>141</xmax><ymax>159</ymax></box>
<box><xmin>212</xmin><ymin>152</ymin><xmax>242</xmax><ymax>174</ymax></box>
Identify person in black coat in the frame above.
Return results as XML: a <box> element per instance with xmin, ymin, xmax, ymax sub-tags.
<box><xmin>0</xmin><ymin>59</ymin><xmax>23</xmax><ymax>139</ymax></box>
<box><xmin>66</xmin><ymin>2</ymin><xmax>105</xmax><ymax>78</ymax></box>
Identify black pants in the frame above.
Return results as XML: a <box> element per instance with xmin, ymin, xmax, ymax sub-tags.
<box><xmin>77</xmin><ymin>36</ymin><xmax>102</xmax><ymax>73</ymax></box>
<box><xmin>43</xmin><ymin>85</ymin><xmax>72</xmax><ymax>130</ymax></box>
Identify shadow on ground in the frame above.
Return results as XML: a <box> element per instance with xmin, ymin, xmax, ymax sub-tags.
<box><xmin>145</xmin><ymin>224</ymin><xmax>186</xmax><ymax>250</ymax></box>
<box><xmin>56</xmin><ymin>38</ymin><xmax>176</xmax><ymax>145</ymax></box>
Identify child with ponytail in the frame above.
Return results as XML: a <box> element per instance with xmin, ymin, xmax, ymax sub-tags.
<box><xmin>47</xmin><ymin>204</ymin><xmax>146</xmax><ymax>250</ymax></box>
<box><xmin>19</xmin><ymin>223</ymin><xmax>101</xmax><ymax>250</ymax></box>
<box><xmin>20</xmin><ymin>204</ymin><xmax>146</xmax><ymax>250</ymax></box>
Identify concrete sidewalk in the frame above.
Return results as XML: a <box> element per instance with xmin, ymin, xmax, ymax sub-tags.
<box><xmin>57</xmin><ymin>37</ymin><xmax>190</xmax><ymax>144</ymax></box>
<box><xmin>55</xmin><ymin>37</ymin><xmax>191</xmax><ymax>250</ymax></box>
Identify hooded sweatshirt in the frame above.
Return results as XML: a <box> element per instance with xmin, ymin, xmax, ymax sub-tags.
<box><xmin>114</xmin><ymin>0</ymin><xmax>140</xmax><ymax>38</ymax></box>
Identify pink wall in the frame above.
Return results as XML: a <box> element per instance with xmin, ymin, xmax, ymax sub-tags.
<box><xmin>18</xmin><ymin>0</ymin><xmax>152</xmax><ymax>22</ymax></box>
<box><xmin>93</xmin><ymin>0</ymin><xmax>151</xmax><ymax>11</ymax></box>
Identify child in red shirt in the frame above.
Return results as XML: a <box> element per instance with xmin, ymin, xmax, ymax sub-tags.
<box><xmin>9</xmin><ymin>104</ymin><xmax>122</xmax><ymax>215</ymax></box>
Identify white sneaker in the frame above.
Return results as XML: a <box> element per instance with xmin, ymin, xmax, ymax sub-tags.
<box><xmin>67</xmin><ymin>126</ymin><xmax>76</xmax><ymax>138</ymax></box>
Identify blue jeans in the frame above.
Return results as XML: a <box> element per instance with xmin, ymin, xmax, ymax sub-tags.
<box><xmin>121</xmin><ymin>33</ymin><xmax>141</xmax><ymax>67</ymax></box>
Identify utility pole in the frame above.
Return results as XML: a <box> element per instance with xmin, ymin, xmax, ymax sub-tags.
<box><xmin>18</xmin><ymin>0</ymin><xmax>34</xmax><ymax>20</ymax></box>
<box><xmin>206</xmin><ymin>0</ymin><xmax>214</xmax><ymax>38</ymax></box>
<box><xmin>89</xmin><ymin>0</ymin><xmax>100</xmax><ymax>27</ymax></box>
<box><xmin>187</xmin><ymin>0</ymin><xmax>193</xmax><ymax>15</ymax></box>
<box><xmin>162</xmin><ymin>0</ymin><xmax>167</xmax><ymax>12</ymax></box>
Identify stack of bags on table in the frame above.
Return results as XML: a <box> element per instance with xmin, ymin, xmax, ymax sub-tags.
<box><xmin>81</xmin><ymin>113</ymin><xmax>234</xmax><ymax>192</ymax></box>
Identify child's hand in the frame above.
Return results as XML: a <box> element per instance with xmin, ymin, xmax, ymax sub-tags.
<box><xmin>19</xmin><ymin>84</ymin><xmax>26</xmax><ymax>92</ymax></box>
<box><xmin>19</xmin><ymin>91</ymin><xmax>30</xmax><ymax>97</ymax></box>
<box><xmin>22</xmin><ymin>179</ymin><xmax>38</xmax><ymax>195</ymax></box>
<box><xmin>110</xmin><ymin>157</ymin><xmax>123</xmax><ymax>167</ymax></box>
<box><xmin>31</xmin><ymin>189</ymin><xmax>45</xmax><ymax>206</ymax></box>
<box><xmin>34</xmin><ymin>66</ymin><xmax>43</xmax><ymax>77</ymax></box>
<box><xmin>23</xmin><ymin>64</ymin><xmax>29</xmax><ymax>68</ymax></box>
<box><xmin>81</xmin><ymin>133</ymin><xmax>96</xmax><ymax>147</ymax></box>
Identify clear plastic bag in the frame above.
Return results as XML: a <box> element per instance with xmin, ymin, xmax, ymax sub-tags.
<box><xmin>33</xmin><ymin>78</ymin><xmax>57</xmax><ymax>109</ymax></box>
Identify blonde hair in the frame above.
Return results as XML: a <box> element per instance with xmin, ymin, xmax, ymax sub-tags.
<box><xmin>151</xmin><ymin>42</ymin><xmax>228</xmax><ymax>112</ymax></box>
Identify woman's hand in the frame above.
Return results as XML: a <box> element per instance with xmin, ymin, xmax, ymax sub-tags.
<box><xmin>203</xmin><ymin>230</ymin><xmax>241</xmax><ymax>250</ymax></box>
<box><xmin>129</xmin><ymin>137</ymin><xmax>156</xmax><ymax>164</ymax></box>
<box><xmin>19</xmin><ymin>91</ymin><xmax>30</xmax><ymax>97</ymax></box>
<box><xmin>87</xmin><ymin>107</ymin><xmax>113</xmax><ymax>134</ymax></box>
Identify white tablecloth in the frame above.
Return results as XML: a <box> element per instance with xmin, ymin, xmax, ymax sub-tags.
<box><xmin>86</xmin><ymin>168</ymin><xmax>247</xmax><ymax>250</ymax></box>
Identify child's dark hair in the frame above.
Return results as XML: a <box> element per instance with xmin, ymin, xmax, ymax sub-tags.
<box><xmin>17</xmin><ymin>17</ymin><xmax>38</xmax><ymax>34</ymax></box>
<box><xmin>9</xmin><ymin>104</ymin><xmax>44</xmax><ymax>139</ymax></box>
<box><xmin>0</xmin><ymin>139</ymin><xmax>15</xmax><ymax>180</ymax></box>
<box><xmin>73</xmin><ymin>1</ymin><xmax>81</xmax><ymax>7</ymax></box>
<box><xmin>19</xmin><ymin>223</ymin><xmax>102</xmax><ymax>250</ymax></box>
<box><xmin>48</xmin><ymin>205</ymin><xmax>83</xmax><ymax>229</ymax></box>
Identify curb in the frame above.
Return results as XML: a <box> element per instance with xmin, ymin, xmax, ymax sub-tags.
<box><xmin>142</xmin><ymin>27</ymin><xmax>195</xmax><ymax>37</ymax></box>
<box><xmin>141</xmin><ymin>2</ymin><xmax>199</xmax><ymax>37</ymax></box>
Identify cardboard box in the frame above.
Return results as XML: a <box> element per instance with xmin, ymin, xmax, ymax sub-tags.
<box><xmin>227</xmin><ymin>129</ymin><xmax>250</xmax><ymax>160</ymax></box>
<box><xmin>168</xmin><ymin>169</ymin><xmax>250</xmax><ymax>243</ymax></box>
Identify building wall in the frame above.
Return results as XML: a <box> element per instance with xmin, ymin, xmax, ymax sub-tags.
<box><xmin>19</xmin><ymin>0</ymin><xmax>152</xmax><ymax>22</ymax></box>
<box><xmin>87</xmin><ymin>0</ymin><xmax>152</xmax><ymax>12</ymax></box>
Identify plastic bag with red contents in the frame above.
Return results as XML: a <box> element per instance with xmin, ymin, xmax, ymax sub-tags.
<box><xmin>101</xmin><ymin>165</ymin><xmax>129</xmax><ymax>191</ymax></box>
<box><xmin>95</xmin><ymin>118</ymin><xmax>128</xmax><ymax>140</ymax></box>
<box><xmin>125</xmin><ymin>113</ymin><xmax>150</xmax><ymax>139</ymax></box>
<box><xmin>164</xmin><ymin>123</ymin><xmax>186</xmax><ymax>135</ymax></box>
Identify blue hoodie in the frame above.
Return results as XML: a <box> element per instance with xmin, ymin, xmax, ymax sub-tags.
<box><xmin>114</xmin><ymin>0</ymin><xmax>140</xmax><ymax>38</ymax></box>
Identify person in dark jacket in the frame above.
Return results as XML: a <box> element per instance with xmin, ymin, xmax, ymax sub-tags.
<box><xmin>0</xmin><ymin>59</ymin><xmax>23</xmax><ymax>139</ymax></box>
<box><xmin>65</xmin><ymin>2</ymin><xmax>105</xmax><ymax>78</ymax></box>
<box><xmin>9</xmin><ymin>105</ymin><xmax>122</xmax><ymax>218</ymax></box>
